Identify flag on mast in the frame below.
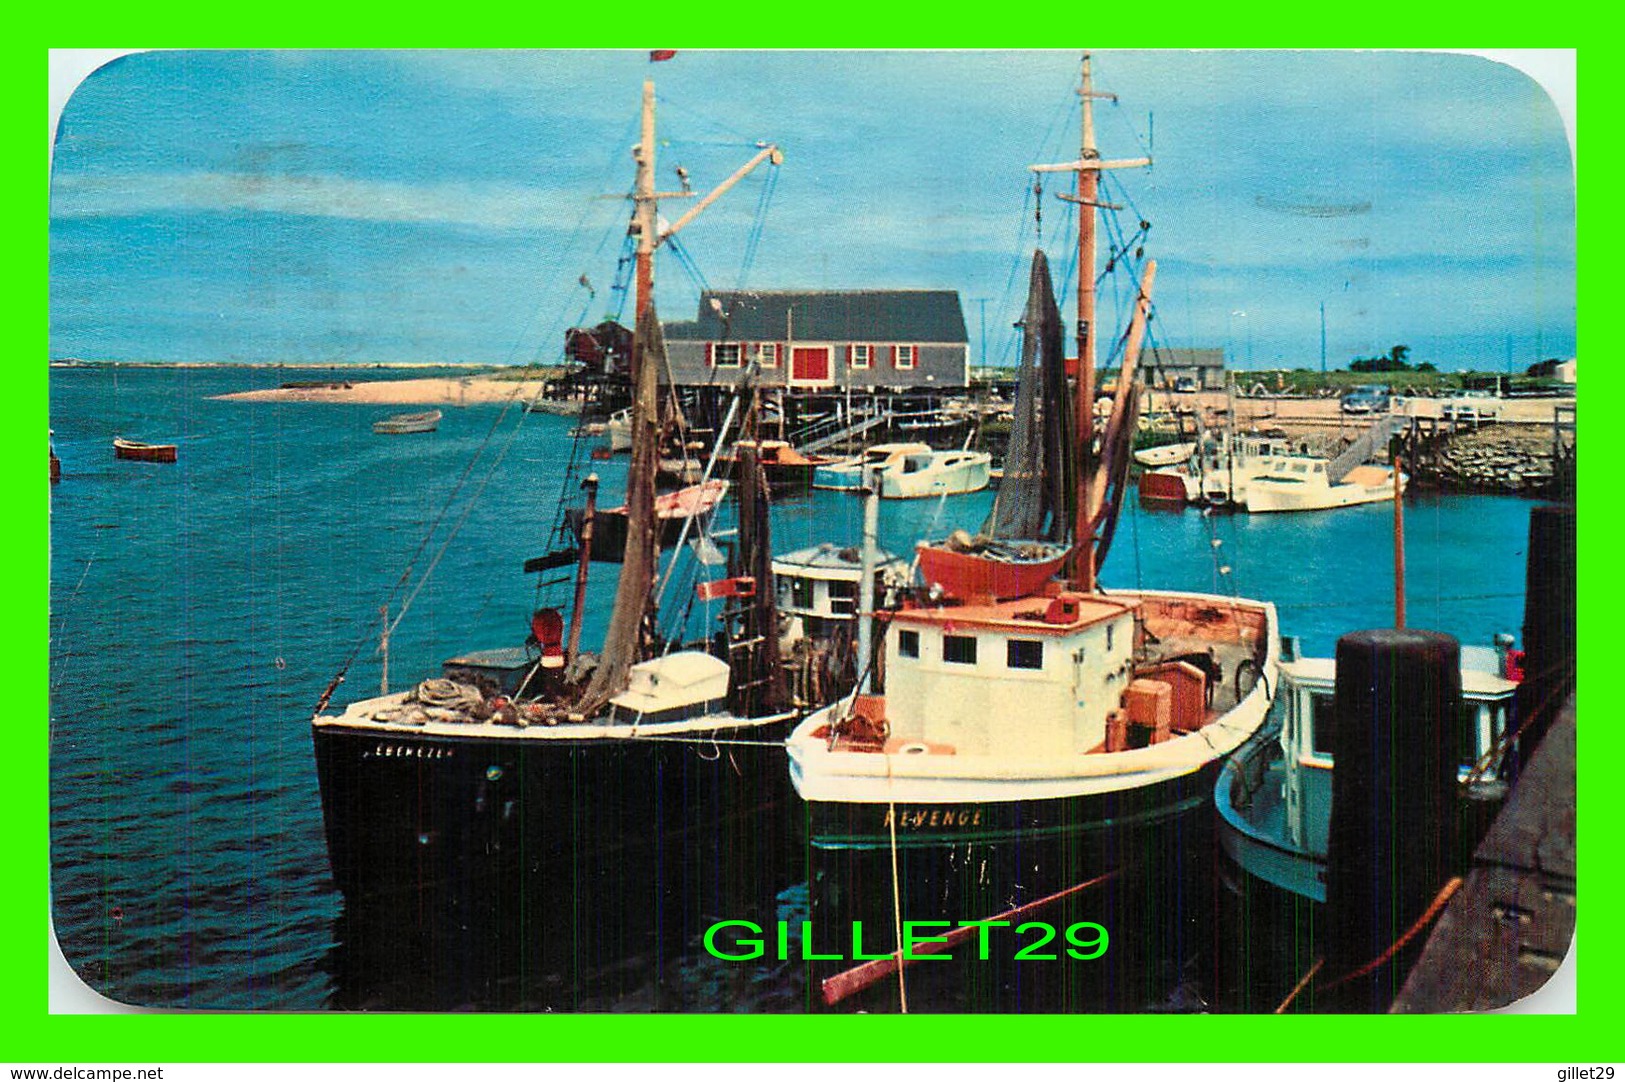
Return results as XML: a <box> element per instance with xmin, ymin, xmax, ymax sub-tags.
<box><xmin>649</xmin><ymin>49</ymin><xmax>677</xmax><ymax>62</ymax></box>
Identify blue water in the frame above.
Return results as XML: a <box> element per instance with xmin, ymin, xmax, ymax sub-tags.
<box><xmin>48</xmin><ymin>365</ymin><xmax>1536</xmax><ymax>1009</ymax></box>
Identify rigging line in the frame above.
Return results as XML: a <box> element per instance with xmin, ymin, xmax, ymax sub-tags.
<box><xmin>653</xmin><ymin>92</ymin><xmax>758</xmax><ymax>146</ymax></box>
<box><xmin>322</xmin><ymin>384</ymin><xmax>527</xmax><ymax>695</ymax></box>
<box><xmin>389</xmin><ymin>389</ymin><xmax>535</xmax><ymax>640</ymax></box>
<box><xmin>737</xmin><ymin>164</ymin><xmax>780</xmax><ymax>288</ymax></box>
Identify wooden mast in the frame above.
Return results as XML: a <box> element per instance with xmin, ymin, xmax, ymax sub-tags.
<box><xmin>1032</xmin><ymin>52</ymin><xmax>1149</xmax><ymax>591</ymax></box>
<box><xmin>577</xmin><ymin>75</ymin><xmax>782</xmax><ymax>715</ymax></box>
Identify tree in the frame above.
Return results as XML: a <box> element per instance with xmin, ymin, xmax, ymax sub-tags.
<box><xmin>1388</xmin><ymin>345</ymin><xmax>1410</xmax><ymax>367</ymax></box>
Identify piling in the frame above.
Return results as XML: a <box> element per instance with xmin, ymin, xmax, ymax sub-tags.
<box><xmin>1516</xmin><ymin>504</ymin><xmax>1576</xmax><ymax>766</ymax></box>
<box><xmin>1324</xmin><ymin>628</ymin><xmax>1463</xmax><ymax>1011</ymax></box>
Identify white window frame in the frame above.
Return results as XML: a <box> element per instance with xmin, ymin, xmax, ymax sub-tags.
<box><xmin>758</xmin><ymin>342</ymin><xmax>780</xmax><ymax>369</ymax></box>
<box><xmin>713</xmin><ymin>342</ymin><xmax>743</xmax><ymax>369</ymax></box>
<box><xmin>895</xmin><ymin>344</ymin><xmax>917</xmax><ymax>371</ymax></box>
<box><xmin>851</xmin><ymin>344</ymin><xmax>872</xmax><ymax>370</ymax></box>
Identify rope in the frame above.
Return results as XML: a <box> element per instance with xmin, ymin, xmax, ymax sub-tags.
<box><xmin>1274</xmin><ymin>875</ymin><xmax>1464</xmax><ymax>1013</ymax></box>
<box><xmin>887</xmin><ymin>793</ymin><xmax>908</xmax><ymax>1014</ymax></box>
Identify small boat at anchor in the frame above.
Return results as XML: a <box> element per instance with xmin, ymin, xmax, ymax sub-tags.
<box><xmin>113</xmin><ymin>437</ymin><xmax>177</xmax><ymax>463</ymax></box>
<box><xmin>1132</xmin><ymin>440</ymin><xmax>1196</xmax><ymax>468</ymax></box>
<box><xmin>372</xmin><ymin>409</ymin><xmax>442</xmax><ymax>435</ymax></box>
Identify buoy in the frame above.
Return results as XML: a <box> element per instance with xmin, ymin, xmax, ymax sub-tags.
<box><xmin>1324</xmin><ymin>627</ymin><xmax>1462</xmax><ymax>1010</ymax></box>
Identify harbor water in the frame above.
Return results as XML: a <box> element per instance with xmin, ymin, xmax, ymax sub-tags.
<box><xmin>49</xmin><ymin>365</ymin><xmax>1537</xmax><ymax>1010</ymax></box>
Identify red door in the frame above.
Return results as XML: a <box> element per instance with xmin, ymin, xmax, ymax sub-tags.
<box><xmin>791</xmin><ymin>346</ymin><xmax>830</xmax><ymax>383</ymax></box>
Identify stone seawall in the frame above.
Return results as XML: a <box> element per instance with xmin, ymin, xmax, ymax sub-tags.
<box><xmin>1409</xmin><ymin>423</ymin><xmax>1574</xmax><ymax>497</ymax></box>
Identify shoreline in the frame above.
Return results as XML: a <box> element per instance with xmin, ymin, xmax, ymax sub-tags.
<box><xmin>210</xmin><ymin>376</ymin><xmax>553</xmax><ymax>406</ymax></box>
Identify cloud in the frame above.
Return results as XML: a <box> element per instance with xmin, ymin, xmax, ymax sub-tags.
<box><xmin>50</xmin><ymin>170</ymin><xmax>613</xmax><ymax>232</ymax></box>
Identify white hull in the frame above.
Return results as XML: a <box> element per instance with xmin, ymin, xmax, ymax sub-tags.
<box><xmin>876</xmin><ymin>450</ymin><xmax>992</xmax><ymax>499</ymax></box>
<box><xmin>1133</xmin><ymin>441</ymin><xmax>1197</xmax><ymax>467</ymax></box>
<box><xmin>1244</xmin><ymin>466</ymin><xmax>1405</xmax><ymax>513</ymax></box>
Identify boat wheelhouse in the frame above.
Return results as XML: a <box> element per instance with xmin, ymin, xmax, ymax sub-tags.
<box><xmin>773</xmin><ymin>542</ymin><xmax>909</xmax><ymax>645</ymax></box>
<box><xmin>873</xmin><ymin>448</ymin><xmax>992</xmax><ymax>499</ymax></box>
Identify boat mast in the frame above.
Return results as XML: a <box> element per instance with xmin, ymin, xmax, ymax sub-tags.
<box><xmin>1032</xmin><ymin>53</ymin><xmax>1149</xmax><ymax>590</ymax></box>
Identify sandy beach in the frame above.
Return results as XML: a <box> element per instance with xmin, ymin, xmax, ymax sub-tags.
<box><xmin>212</xmin><ymin>376</ymin><xmax>554</xmax><ymax>407</ymax></box>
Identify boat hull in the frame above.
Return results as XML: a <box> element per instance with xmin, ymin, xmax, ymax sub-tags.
<box><xmin>800</xmin><ymin>765</ymin><xmax>1221</xmax><ymax>1010</ymax></box>
<box><xmin>312</xmin><ymin>714</ymin><xmax>799</xmax><ymax>1004</ymax></box>
<box><xmin>877</xmin><ymin>453</ymin><xmax>992</xmax><ymax>499</ymax></box>
<box><xmin>112</xmin><ymin>439</ymin><xmax>177</xmax><ymax>463</ymax></box>
<box><xmin>1243</xmin><ymin>470</ymin><xmax>1404</xmax><ymax>513</ymax></box>
<box><xmin>1137</xmin><ymin>468</ymin><xmax>1194</xmax><ymax>505</ymax></box>
<box><xmin>914</xmin><ymin>542</ymin><xmax>1068</xmax><ymax>601</ymax></box>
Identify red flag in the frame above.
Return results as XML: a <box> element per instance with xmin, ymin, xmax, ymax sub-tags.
<box><xmin>649</xmin><ymin>49</ymin><xmax>677</xmax><ymax>62</ymax></box>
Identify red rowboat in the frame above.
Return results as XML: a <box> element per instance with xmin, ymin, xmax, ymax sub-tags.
<box><xmin>915</xmin><ymin>537</ymin><xmax>1070</xmax><ymax>602</ymax></box>
<box><xmin>113</xmin><ymin>437</ymin><xmax>178</xmax><ymax>464</ymax></box>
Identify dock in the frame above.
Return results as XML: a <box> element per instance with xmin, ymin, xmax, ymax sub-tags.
<box><xmin>1391</xmin><ymin>692</ymin><xmax>1576</xmax><ymax>1012</ymax></box>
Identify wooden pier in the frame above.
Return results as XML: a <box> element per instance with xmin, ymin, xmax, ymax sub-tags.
<box><xmin>1390</xmin><ymin>692</ymin><xmax>1576</xmax><ymax>1012</ymax></box>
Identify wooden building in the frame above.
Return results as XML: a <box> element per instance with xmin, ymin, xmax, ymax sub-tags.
<box><xmin>664</xmin><ymin>289</ymin><xmax>969</xmax><ymax>392</ymax></box>
<box><xmin>1140</xmin><ymin>346</ymin><xmax>1227</xmax><ymax>390</ymax></box>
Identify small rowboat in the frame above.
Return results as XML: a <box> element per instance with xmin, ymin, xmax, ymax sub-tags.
<box><xmin>915</xmin><ymin>534</ymin><xmax>1070</xmax><ymax>601</ymax></box>
<box><xmin>113</xmin><ymin>437</ymin><xmax>177</xmax><ymax>463</ymax></box>
<box><xmin>372</xmin><ymin>409</ymin><xmax>442</xmax><ymax>435</ymax></box>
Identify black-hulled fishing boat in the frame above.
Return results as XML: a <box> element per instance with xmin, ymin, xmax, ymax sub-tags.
<box><xmin>311</xmin><ymin>78</ymin><xmax>794</xmax><ymax>1002</ymax></box>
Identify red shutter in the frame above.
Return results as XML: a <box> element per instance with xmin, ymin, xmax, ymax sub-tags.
<box><xmin>771</xmin><ymin>343</ymin><xmax>781</xmax><ymax>367</ymax></box>
<box><xmin>845</xmin><ymin>344</ymin><xmax>854</xmax><ymax>368</ymax></box>
<box><xmin>705</xmin><ymin>342</ymin><xmax>714</xmax><ymax>367</ymax></box>
<box><xmin>890</xmin><ymin>345</ymin><xmax>899</xmax><ymax>368</ymax></box>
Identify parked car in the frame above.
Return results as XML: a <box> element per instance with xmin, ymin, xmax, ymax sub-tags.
<box><xmin>1173</xmin><ymin>376</ymin><xmax>1200</xmax><ymax>393</ymax></box>
<box><xmin>1340</xmin><ymin>384</ymin><xmax>1391</xmax><ymax>414</ymax></box>
<box><xmin>1440</xmin><ymin>390</ymin><xmax>1501</xmax><ymax>423</ymax></box>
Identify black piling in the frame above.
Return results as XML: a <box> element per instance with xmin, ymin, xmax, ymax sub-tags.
<box><xmin>1324</xmin><ymin>628</ymin><xmax>1463</xmax><ymax>1011</ymax></box>
<box><xmin>1515</xmin><ymin>504</ymin><xmax>1577</xmax><ymax>767</ymax></box>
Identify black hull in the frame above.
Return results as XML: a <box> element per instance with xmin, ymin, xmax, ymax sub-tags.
<box><xmin>801</xmin><ymin>764</ymin><xmax>1222</xmax><ymax>1011</ymax></box>
<box><xmin>313</xmin><ymin>720</ymin><xmax>799</xmax><ymax>1008</ymax></box>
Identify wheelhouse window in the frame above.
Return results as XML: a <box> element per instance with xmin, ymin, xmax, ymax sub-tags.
<box><xmin>712</xmin><ymin>342</ymin><xmax>743</xmax><ymax>368</ymax></box>
<box><xmin>943</xmin><ymin>634</ymin><xmax>977</xmax><ymax>665</ymax></box>
<box><xmin>897</xmin><ymin>629</ymin><xmax>920</xmax><ymax>659</ymax></box>
<box><xmin>1007</xmin><ymin>639</ymin><xmax>1043</xmax><ymax>670</ymax></box>
<box><xmin>894</xmin><ymin>344</ymin><xmax>917</xmax><ymax>370</ymax></box>
<box><xmin>827</xmin><ymin>578</ymin><xmax>857</xmax><ymax>615</ymax></box>
<box><xmin>1309</xmin><ymin>692</ymin><xmax>1336</xmax><ymax>757</ymax></box>
<box><xmin>850</xmin><ymin>344</ymin><xmax>872</xmax><ymax>370</ymax></box>
<box><xmin>787</xmin><ymin>576</ymin><xmax>814</xmax><ymax>610</ymax></box>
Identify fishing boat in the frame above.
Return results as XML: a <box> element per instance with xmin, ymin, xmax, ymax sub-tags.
<box><xmin>563</xmin><ymin>477</ymin><xmax>728</xmax><ymax>562</ymax></box>
<box><xmin>604</xmin><ymin>406</ymin><xmax>633</xmax><ymax>452</ymax></box>
<box><xmin>1214</xmin><ymin>636</ymin><xmax>1518</xmax><ymax>903</ymax></box>
<box><xmin>311</xmin><ymin>78</ymin><xmax>793</xmax><ymax>992</ymax></box>
<box><xmin>812</xmin><ymin>442</ymin><xmax>931</xmax><ymax>491</ymax></box>
<box><xmin>1243</xmin><ymin>458</ymin><xmax>1405</xmax><ymax>513</ymax></box>
<box><xmin>786</xmin><ymin>55</ymin><xmax>1279</xmax><ymax>1007</ymax></box>
<box><xmin>112</xmin><ymin>437</ymin><xmax>177</xmax><ymax>463</ymax></box>
<box><xmin>871</xmin><ymin>448</ymin><xmax>992</xmax><ymax>499</ymax></box>
<box><xmin>371</xmin><ymin>409</ymin><xmax>442</xmax><ymax>435</ymax></box>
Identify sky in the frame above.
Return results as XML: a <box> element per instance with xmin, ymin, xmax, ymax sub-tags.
<box><xmin>47</xmin><ymin>49</ymin><xmax>1576</xmax><ymax>372</ymax></box>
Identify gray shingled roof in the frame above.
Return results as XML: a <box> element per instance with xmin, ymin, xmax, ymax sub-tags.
<box><xmin>664</xmin><ymin>290</ymin><xmax>967</xmax><ymax>344</ymax></box>
<box><xmin>1146</xmin><ymin>347</ymin><xmax>1227</xmax><ymax>368</ymax></box>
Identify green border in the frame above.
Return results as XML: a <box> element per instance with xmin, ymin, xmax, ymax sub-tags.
<box><xmin>27</xmin><ymin>23</ymin><xmax>1596</xmax><ymax>1065</ymax></box>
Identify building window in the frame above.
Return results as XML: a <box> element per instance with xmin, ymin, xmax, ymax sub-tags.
<box><xmin>850</xmin><ymin>344</ymin><xmax>872</xmax><ymax>370</ymax></box>
<box><xmin>898</xmin><ymin>629</ymin><xmax>920</xmax><ymax>659</ymax></box>
<box><xmin>895</xmin><ymin>344</ymin><xmax>916</xmax><ymax>370</ymax></box>
<box><xmin>943</xmin><ymin>634</ymin><xmax>977</xmax><ymax>665</ymax></box>
<box><xmin>1007</xmin><ymin>639</ymin><xmax>1043</xmax><ymax>670</ymax></box>
<box><xmin>785</xmin><ymin>577</ymin><xmax>814</xmax><ymax>610</ymax></box>
<box><xmin>713</xmin><ymin>343</ymin><xmax>743</xmax><ymax>368</ymax></box>
<box><xmin>759</xmin><ymin>342</ymin><xmax>780</xmax><ymax>368</ymax></box>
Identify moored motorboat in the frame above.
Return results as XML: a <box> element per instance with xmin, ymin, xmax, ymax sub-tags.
<box><xmin>1243</xmin><ymin>458</ymin><xmax>1405</xmax><ymax>513</ymax></box>
<box><xmin>112</xmin><ymin>437</ymin><xmax>177</xmax><ymax>463</ymax></box>
<box><xmin>372</xmin><ymin>409</ymin><xmax>442</xmax><ymax>435</ymax></box>
<box><xmin>719</xmin><ymin>438</ymin><xmax>839</xmax><ymax>490</ymax></box>
<box><xmin>1214</xmin><ymin>637</ymin><xmax>1518</xmax><ymax>903</ymax></box>
<box><xmin>812</xmin><ymin>442</ymin><xmax>931</xmax><ymax>491</ymax></box>
<box><xmin>872</xmin><ymin>448</ymin><xmax>992</xmax><ymax>499</ymax></box>
<box><xmin>1132</xmin><ymin>440</ymin><xmax>1196</xmax><ymax>467</ymax></box>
